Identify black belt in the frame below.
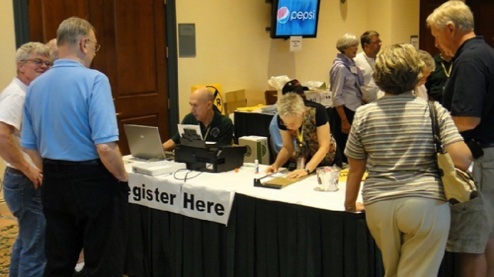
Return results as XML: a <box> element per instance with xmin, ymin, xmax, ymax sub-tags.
<box><xmin>43</xmin><ymin>159</ymin><xmax>101</xmax><ymax>166</ymax></box>
<box><xmin>479</xmin><ymin>142</ymin><xmax>494</xmax><ymax>149</ymax></box>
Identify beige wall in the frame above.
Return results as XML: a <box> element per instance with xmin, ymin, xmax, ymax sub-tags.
<box><xmin>0</xmin><ymin>0</ymin><xmax>420</xmax><ymax>122</ymax></box>
<box><xmin>0</xmin><ymin>0</ymin><xmax>16</xmax><ymax>89</ymax></box>
<box><xmin>176</xmin><ymin>0</ymin><xmax>419</xmax><ymax>119</ymax></box>
<box><xmin>0</xmin><ymin>0</ymin><xmax>16</xmax><ymax>206</ymax></box>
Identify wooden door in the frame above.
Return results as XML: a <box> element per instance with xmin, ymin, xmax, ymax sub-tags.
<box><xmin>28</xmin><ymin>0</ymin><xmax>169</xmax><ymax>155</ymax></box>
<box><xmin>471</xmin><ymin>1</ymin><xmax>494</xmax><ymax>48</ymax></box>
<box><xmin>419</xmin><ymin>0</ymin><xmax>494</xmax><ymax>55</ymax></box>
<box><xmin>418</xmin><ymin>0</ymin><xmax>444</xmax><ymax>55</ymax></box>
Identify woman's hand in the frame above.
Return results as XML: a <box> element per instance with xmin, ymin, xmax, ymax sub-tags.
<box><xmin>266</xmin><ymin>164</ymin><xmax>278</xmax><ymax>174</ymax></box>
<box><xmin>344</xmin><ymin>202</ymin><xmax>365</xmax><ymax>212</ymax></box>
<box><xmin>286</xmin><ymin>168</ymin><xmax>308</xmax><ymax>179</ymax></box>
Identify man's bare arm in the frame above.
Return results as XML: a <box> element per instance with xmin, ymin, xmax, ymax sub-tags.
<box><xmin>96</xmin><ymin>142</ymin><xmax>128</xmax><ymax>182</ymax></box>
<box><xmin>452</xmin><ymin>116</ymin><xmax>481</xmax><ymax>132</ymax></box>
<box><xmin>0</xmin><ymin>122</ymin><xmax>43</xmax><ymax>187</ymax></box>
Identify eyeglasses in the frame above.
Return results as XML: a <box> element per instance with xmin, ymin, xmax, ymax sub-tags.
<box><xmin>86</xmin><ymin>39</ymin><xmax>101</xmax><ymax>52</ymax></box>
<box><xmin>22</xmin><ymin>59</ymin><xmax>53</xmax><ymax>67</ymax></box>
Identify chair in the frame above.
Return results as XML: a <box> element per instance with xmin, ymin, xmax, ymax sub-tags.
<box><xmin>265</xmin><ymin>90</ymin><xmax>278</xmax><ymax>105</ymax></box>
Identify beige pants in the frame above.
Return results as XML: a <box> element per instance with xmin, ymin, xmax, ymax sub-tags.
<box><xmin>365</xmin><ymin>197</ymin><xmax>450</xmax><ymax>277</ymax></box>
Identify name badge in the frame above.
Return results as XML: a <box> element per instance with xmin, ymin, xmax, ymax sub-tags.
<box><xmin>350</xmin><ymin>66</ymin><xmax>358</xmax><ymax>74</ymax></box>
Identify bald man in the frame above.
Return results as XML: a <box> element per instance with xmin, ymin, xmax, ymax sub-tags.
<box><xmin>163</xmin><ymin>87</ymin><xmax>233</xmax><ymax>150</ymax></box>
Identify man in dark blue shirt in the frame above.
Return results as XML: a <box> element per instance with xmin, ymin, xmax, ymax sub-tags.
<box><xmin>428</xmin><ymin>1</ymin><xmax>494</xmax><ymax>276</ymax></box>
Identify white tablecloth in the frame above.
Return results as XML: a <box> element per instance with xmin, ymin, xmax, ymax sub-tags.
<box><xmin>125</xmin><ymin>156</ymin><xmax>363</xmax><ymax>215</ymax></box>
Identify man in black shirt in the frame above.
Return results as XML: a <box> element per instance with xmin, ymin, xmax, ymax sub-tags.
<box><xmin>162</xmin><ymin>87</ymin><xmax>233</xmax><ymax>150</ymax></box>
<box><xmin>424</xmin><ymin>46</ymin><xmax>452</xmax><ymax>104</ymax></box>
<box><xmin>428</xmin><ymin>1</ymin><xmax>494</xmax><ymax>276</ymax></box>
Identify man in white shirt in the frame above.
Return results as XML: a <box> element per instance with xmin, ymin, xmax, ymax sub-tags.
<box><xmin>354</xmin><ymin>31</ymin><xmax>382</xmax><ymax>103</ymax></box>
<box><xmin>0</xmin><ymin>42</ymin><xmax>51</xmax><ymax>277</ymax></box>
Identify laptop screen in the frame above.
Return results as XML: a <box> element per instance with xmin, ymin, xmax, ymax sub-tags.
<box><xmin>123</xmin><ymin>124</ymin><xmax>166</xmax><ymax>160</ymax></box>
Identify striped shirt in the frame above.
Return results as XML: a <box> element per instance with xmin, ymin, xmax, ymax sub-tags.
<box><xmin>345</xmin><ymin>92</ymin><xmax>463</xmax><ymax>205</ymax></box>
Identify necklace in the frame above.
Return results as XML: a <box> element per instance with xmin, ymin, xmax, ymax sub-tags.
<box><xmin>441</xmin><ymin>61</ymin><xmax>452</xmax><ymax>78</ymax></box>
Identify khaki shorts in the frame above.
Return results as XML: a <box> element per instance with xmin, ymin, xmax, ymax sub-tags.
<box><xmin>447</xmin><ymin>147</ymin><xmax>494</xmax><ymax>253</ymax></box>
<box><xmin>447</xmin><ymin>193</ymin><xmax>491</xmax><ymax>253</ymax></box>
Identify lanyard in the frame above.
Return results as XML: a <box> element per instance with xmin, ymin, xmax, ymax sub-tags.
<box><xmin>297</xmin><ymin>127</ymin><xmax>304</xmax><ymax>144</ymax></box>
<box><xmin>203</xmin><ymin>125</ymin><xmax>212</xmax><ymax>141</ymax></box>
<box><xmin>441</xmin><ymin>61</ymin><xmax>452</xmax><ymax>78</ymax></box>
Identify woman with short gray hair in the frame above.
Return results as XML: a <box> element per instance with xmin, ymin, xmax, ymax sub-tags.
<box><xmin>266</xmin><ymin>93</ymin><xmax>341</xmax><ymax>178</ymax></box>
<box><xmin>329</xmin><ymin>33</ymin><xmax>363</xmax><ymax>164</ymax></box>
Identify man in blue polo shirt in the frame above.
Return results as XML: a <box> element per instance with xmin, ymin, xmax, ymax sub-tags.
<box><xmin>428</xmin><ymin>1</ymin><xmax>494</xmax><ymax>276</ymax></box>
<box><xmin>21</xmin><ymin>17</ymin><xmax>128</xmax><ymax>276</ymax></box>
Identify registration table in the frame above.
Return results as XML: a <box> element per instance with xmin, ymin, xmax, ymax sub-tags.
<box><xmin>124</xmin><ymin>161</ymin><xmax>458</xmax><ymax>277</ymax></box>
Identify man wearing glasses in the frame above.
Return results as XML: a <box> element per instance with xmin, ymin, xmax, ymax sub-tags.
<box><xmin>21</xmin><ymin>17</ymin><xmax>128</xmax><ymax>276</ymax></box>
<box><xmin>0</xmin><ymin>42</ymin><xmax>50</xmax><ymax>276</ymax></box>
<box><xmin>354</xmin><ymin>30</ymin><xmax>383</xmax><ymax>103</ymax></box>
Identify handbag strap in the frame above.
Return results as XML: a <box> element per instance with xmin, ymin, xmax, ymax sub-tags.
<box><xmin>427</xmin><ymin>100</ymin><xmax>444</xmax><ymax>153</ymax></box>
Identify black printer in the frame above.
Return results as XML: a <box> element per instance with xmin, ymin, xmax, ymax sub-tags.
<box><xmin>174</xmin><ymin>137</ymin><xmax>246</xmax><ymax>173</ymax></box>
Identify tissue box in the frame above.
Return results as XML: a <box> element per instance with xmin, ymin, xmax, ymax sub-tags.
<box><xmin>238</xmin><ymin>136</ymin><xmax>270</xmax><ymax>165</ymax></box>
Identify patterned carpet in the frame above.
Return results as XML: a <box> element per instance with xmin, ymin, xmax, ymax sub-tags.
<box><xmin>0</xmin><ymin>222</ymin><xmax>17</xmax><ymax>275</ymax></box>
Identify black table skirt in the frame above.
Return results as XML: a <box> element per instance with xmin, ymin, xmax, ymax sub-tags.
<box><xmin>125</xmin><ymin>193</ymin><xmax>459</xmax><ymax>277</ymax></box>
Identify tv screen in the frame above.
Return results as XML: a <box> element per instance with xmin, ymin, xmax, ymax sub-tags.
<box><xmin>270</xmin><ymin>0</ymin><xmax>321</xmax><ymax>39</ymax></box>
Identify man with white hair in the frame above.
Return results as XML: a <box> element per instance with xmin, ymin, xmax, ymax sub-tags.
<box><xmin>427</xmin><ymin>1</ymin><xmax>494</xmax><ymax>276</ymax></box>
<box><xmin>0</xmin><ymin>41</ymin><xmax>50</xmax><ymax>277</ymax></box>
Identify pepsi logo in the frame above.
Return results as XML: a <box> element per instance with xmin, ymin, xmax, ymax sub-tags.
<box><xmin>277</xmin><ymin>7</ymin><xmax>290</xmax><ymax>24</ymax></box>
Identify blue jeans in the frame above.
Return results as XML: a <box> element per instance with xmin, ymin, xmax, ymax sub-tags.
<box><xmin>3</xmin><ymin>167</ymin><xmax>46</xmax><ymax>277</ymax></box>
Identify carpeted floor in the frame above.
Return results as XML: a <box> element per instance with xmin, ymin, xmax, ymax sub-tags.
<box><xmin>0</xmin><ymin>220</ymin><xmax>17</xmax><ymax>275</ymax></box>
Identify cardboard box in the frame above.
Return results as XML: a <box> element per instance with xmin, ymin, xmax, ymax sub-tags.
<box><xmin>225</xmin><ymin>89</ymin><xmax>245</xmax><ymax>102</ymax></box>
<box><xmin>239</xmin><ymin>136</ymin><xmax>270</xmax><ymax>165</ymax></box>
<box><xmin>225</xmin><ymin>99</ymin><xmax>247</xmax><ymax>114</ymax></box>
<box><xmin>225</xmin><ymin>89</ymin><xmax>247</xmax><ymax>114</ymax></box>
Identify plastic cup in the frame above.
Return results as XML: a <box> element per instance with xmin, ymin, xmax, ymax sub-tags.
<box><xmin>315</xmin><ymin>166</ymin><xmax>340</xmax><ymax>192</ymax></box>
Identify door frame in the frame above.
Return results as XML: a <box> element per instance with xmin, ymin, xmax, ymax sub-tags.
<box><xmin>12</xmin><ymin>0</ymin><xmax>179</xmax><ymax>136</ymax></box>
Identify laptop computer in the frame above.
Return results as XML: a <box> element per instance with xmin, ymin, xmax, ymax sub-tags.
<box><xmin>123</xmin><ymin>124</ymin><xmax>167</xmax><ymax>161</ymax></box>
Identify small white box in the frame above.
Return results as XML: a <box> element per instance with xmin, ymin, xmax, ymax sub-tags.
<box><xmin>132</xmin><ymin>161</ymin><xmax>186</xmax><ymax>176</ymax></box>
<box><xmin>238</xmin><ymin>136</ymin><xmax>270</xmax><ymax>165</ymax></box>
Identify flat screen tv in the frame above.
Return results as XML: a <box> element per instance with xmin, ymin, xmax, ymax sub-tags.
<box><xmin>270</xmin><ymin>0</ymin><xmax>321</xmax><ymax>39</ymax></box>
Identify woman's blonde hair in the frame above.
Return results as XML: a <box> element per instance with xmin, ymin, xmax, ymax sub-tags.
<box><xmin>277</xmin><ymin>93</ymin><xmax>305</xmax><ymax>119</ymax></box>
<box><xmin>373</xmin><ymin>43</ymin><xmax>425</xmax><ymax>95</ymax></box>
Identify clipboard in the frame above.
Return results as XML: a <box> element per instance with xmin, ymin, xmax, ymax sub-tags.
<box><xmin>254</xmin><ymin>170</ymin><xmax>311</xmax><ymax>189</ymax></box>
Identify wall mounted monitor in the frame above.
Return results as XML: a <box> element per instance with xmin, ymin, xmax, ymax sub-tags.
<box><xmin>270</xmin><ymin>0</ymin><xmax>321</xmax><ymax>39</ymax></box>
